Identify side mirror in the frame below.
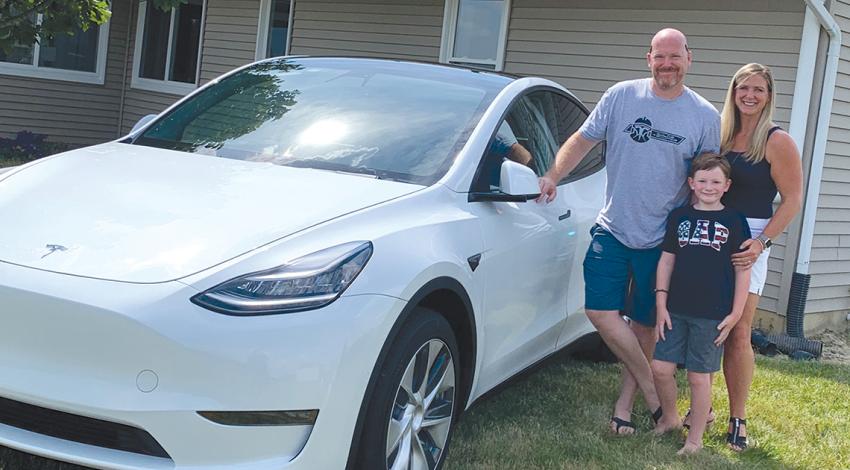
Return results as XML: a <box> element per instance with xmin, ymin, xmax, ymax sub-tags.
<box><xmin>469</xmin><ymin>160</ymin><xmax>542</xmax><ymax>202</ymax></box>
<box><xmin>130</xmin><ymin>114</ymin><xmax>158</xmax><ymax>135</ymax></box>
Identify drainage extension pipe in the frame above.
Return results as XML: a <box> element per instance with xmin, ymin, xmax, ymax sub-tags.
<box><xmin>766</xmin><ymin>332</ymin><xmax>824</xmax><ymax>358</ymax></box>
<box><xmin>786</xmin><ymin>272</ymin><xmax>811</xmax><ymax>338</ymax></box>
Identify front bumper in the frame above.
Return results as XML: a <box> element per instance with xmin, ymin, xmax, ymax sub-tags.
<box><xmin>0</xmin><ymin>261</ymin><xmax>405</xmax><ymax>469</ymax></box>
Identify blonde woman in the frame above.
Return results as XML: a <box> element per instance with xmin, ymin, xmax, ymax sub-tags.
<box><xmin>707</xmin><ymin>63</ymin><xmax>803</xmax><ymax>450</ymax></box>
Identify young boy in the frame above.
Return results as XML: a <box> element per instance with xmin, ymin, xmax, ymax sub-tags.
<box><xmin>651</xmin><ymin>153</ymin><xmax>751</xmax><ymax>454</ymax></box>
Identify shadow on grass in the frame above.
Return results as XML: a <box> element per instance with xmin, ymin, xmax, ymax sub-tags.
<box><xmin>0</xmin><ymin>445</ymin><xmax>87</xmax><ymax>470</ymax></box>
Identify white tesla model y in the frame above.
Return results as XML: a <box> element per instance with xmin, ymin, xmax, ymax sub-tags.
<box><xmin>0</xmin><ymin>57</ymin><xmax>605</xmax><ymax>470</ymax></box>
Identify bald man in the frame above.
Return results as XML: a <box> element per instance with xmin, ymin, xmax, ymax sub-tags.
<box><xmin>538</xmin><ymin>28</ymin><xmax>720</xmax><ymax>434</ymax></box>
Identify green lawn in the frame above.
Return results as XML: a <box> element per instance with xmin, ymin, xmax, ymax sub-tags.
<box><xmin>1</xmin><ymin>354</ymin><xmax>847</xmax><ymax>469</ymax></box>
<box><xmin>447</xmin><ymin>355</ymin><xmax>850</xmax><ymax>470</ymax></box>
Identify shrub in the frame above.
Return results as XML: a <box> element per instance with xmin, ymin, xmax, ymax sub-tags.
<box><xmin>0</xmin><ymin>131</ymin><xmax>73</xmax><ymax>167</ymax></box>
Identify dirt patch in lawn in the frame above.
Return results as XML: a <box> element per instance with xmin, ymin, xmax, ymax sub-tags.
<box><xmin>811</xmin><ymin>327</ymin><xmax>850</xmax><ymax>365</ymax></box>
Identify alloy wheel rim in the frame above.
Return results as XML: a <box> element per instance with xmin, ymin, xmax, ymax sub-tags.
<box><xmin>385</xmin><ymin>338</ymin><xmax>455</xmax><ymax>470</ymax></box>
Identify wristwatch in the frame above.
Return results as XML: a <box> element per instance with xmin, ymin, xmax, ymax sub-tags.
<box><xmin>756</xmin><ymin>233</ymin><xmax>773</xmax><ymax>249</ymax></box>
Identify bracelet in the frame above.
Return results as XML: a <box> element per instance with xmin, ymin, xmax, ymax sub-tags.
<box><xmin>654</xmin><ymin>288</ymin><xmax>669</xmax><ymax>294</ymax></box>
<box><xmin>754</xmin><ymin>237</ymin><xmax>767</xmax><ymax>251</ymax></box>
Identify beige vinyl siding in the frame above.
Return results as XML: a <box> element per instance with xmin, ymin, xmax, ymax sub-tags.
<box><xmin>0</xmin><ymin>0</ymin><xmax>133</xmax><ymax>146</ymax></box>
<box><xmin>806</xmin><ymin>0</ymin><xmax>850</xmax><ymax>314</ymax></box>
<box><xmin>503</xmin><ymin>0</ymin><xmax>804</xmax><ymax>314</ymax></box>
<box><xmin>199</xmin><ymin>0</ymin><xmax>261</xmax><ymax>84</ymax></box>
<box><xmin>120</xmin><ymin>0</ymin><xmax>201</xmax><ymax>134</ymax></box>
<box><xmin>289</xmin><ymin>0</ymin><xmax>443</xmax><ymax>60</ymax></box>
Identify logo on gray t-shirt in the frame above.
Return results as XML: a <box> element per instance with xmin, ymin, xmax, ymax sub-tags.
<box><xmin>624</xmin><ymin>117</ymin><xmax>686</xmax><ymax>145</ymax></box>
<box><xmin>578</xmin><ymin>78</ymin><xmax>721</xmax><ymax>249</ymax></box>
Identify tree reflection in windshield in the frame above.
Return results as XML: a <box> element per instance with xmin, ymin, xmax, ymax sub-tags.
<box><xmin>140</xmin><ymin>60</ymin><xmax>302</xmax><ymax>153</ymax></box>
<box><xmin>134</xmin><ymin>58</ymin><xmax>508</xmax><ymax>185</ymax></box>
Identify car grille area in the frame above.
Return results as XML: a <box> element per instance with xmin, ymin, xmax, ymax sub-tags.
<box><xmin>0</xmin><ymin>395</ymin><xmax>171</xmax><ymax>459</ymax></box>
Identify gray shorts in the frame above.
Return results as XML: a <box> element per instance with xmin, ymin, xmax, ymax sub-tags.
<box><xmin>654</xmin><ymin>313</ymin><xmax>724</xmax><ymax>373</ymax></box>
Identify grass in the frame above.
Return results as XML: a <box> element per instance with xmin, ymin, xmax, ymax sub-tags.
<box><xmin>446</xmin><ymin>354</ymin><xmax>850</xmax><ymax>470</ymax></box>
<box><xmin>1</xmin><ymin>354</ymin><xmax>847</xmax><ymax>469</ymax></box>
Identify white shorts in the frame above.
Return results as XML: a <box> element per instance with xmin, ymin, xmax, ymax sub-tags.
<box><xmin>746</xmin><ymin>218</ymin><xmax>771</xmax><ymax>296</ymax></box>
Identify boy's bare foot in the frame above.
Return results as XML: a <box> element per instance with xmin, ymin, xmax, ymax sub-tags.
<box><xmin>676</xmin><ymin>441</ymin><xmax>702</xmax><ymax>455</ymax></box>
<box><xmin>652</xmin><ymin>416</ymin><xmax>682</xmax><ymax>435</ymax></box>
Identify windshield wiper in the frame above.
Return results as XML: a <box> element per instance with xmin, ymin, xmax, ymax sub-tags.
<box><xmin>283</xmin><ymin>159</ymin><xmax>391</xmax><ymax>180</ymax></box>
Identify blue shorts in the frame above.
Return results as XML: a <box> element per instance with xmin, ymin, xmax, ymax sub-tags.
<box><xmin>583</xmin><ymin>225</ymin><xmax>661</xmax><ymax>327</ymax></box>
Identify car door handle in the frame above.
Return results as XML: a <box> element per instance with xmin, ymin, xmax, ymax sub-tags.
<box><xmin>559</xmin><ymin>210</ymin><xmax>571</xmax><ymax>221</ymax></box>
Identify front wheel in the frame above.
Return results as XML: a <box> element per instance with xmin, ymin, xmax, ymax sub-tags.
<box><xmin>357</xmin><ymin>307</ymin><xmax>460</xmax><ymax>470</ymax></box>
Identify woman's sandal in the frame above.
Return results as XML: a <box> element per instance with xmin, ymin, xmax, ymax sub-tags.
<box><xmin>682</xmin><ymin>407</ymin><xmax>715</xmax><ymax>430</ymax></box>
<box><xmin>610</xmin><ymin>416</ymin><xmax>636</xmax><ymax>435</ymax></box>
<box><xmin>726</xmin><ymin>417</ymin><xmax>748</xmax><ymax>451</ymax></box>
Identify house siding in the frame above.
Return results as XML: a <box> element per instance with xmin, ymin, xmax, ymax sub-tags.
<box><xmin>289</xmin><ymin>0</ymin><xmax>444</xmax><ymax>60</ymax></box>
<box><xmin>502</xmin><ymin>0</ymin><xmax>805</xmax><ymax>315</ymax></box>
<box><xmin>0</xmin><ymin>0</ymin><xmax>133</xmax><ymax>145</ymax></box>
<box><xmin>806</xmin><ymin>0</ymin><xmax>850</xmax><ymax>315</ymax></box>
<box><xmin>199</xmin><ymin>0</ymin><xmax>261</xmax><ymax>84</ymax></box>
<box><xmin>120</xmin><ymin>0</ymin><xmax>264</xmax><ymax>134</ymax></box>
<box><xmin>119</xmin><ymin>1</ymin><xmax>185</xmax><ymax>135</ymax></box>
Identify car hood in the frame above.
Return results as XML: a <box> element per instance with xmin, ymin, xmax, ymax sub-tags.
<box><xmin>0</xmin><ymin>143</ymin><xmax>421</xmax><ymax>283</ymax></box>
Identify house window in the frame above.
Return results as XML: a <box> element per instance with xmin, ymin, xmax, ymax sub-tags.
<box><xmin>256</xmin><ymin>0</ymin><xmax>294</xmax><ymax>60</ymax></box>
<box><xmin>132</xmin><ymin>0</ymin><xmax>205</xmax><ymax>95</ymax></box>
<box><xmin>440</xmin><ymin>0</ymin><xmax>510</xmax><ymax>71</ymax></box>
<box><xmin>0</xmin><ymin>12</ymin><xmax>109</xmax><ymax>84</ymax></box>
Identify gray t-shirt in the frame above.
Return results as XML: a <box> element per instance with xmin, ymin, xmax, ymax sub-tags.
<box><xmin>580</xmin><ymin>78</ymin><xmax>720</xmax><ymax>249</ymax></box>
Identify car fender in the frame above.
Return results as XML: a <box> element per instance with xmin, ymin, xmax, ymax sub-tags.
<box><xmin>344</xmin><ymin>276</ymin><xmax>476</xmax><ymax>470</ymax></box>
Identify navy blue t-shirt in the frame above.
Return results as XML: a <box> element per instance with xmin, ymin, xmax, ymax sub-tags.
<box><xmin>661</xmin><ymin>205</ymin><xmax>751</xmax><ymax>320</ymax></box>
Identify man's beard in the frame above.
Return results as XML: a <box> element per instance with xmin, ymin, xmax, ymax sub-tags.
<box><xmin>653</xmin><ymin>68</ymin><xmax>682</xmax><ymax>90</ymax></box>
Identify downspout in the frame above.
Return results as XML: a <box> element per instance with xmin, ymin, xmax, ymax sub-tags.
<box><xmin>787</xmin><ymin>7</ymin><xmax>820</xmax><ymax>148</ymax></box>
<box><xmin>787</xmin><ymin>0</ymin><xmax>842</xmax><ymax>339</ymax></box>
<box><xmin>117</xmin><ymin>0</ymin><xmax>134</xmax><ymax>138</ymax></box>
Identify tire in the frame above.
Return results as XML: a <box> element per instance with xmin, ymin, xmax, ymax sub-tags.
<box><xmin>355</xmin><ymin>307</ymin><xmax>460</xmax><ymax>470</ymax></box>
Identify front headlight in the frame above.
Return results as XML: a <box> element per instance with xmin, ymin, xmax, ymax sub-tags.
<box><xmin>191</xmin><ymin>241</ymin><xmax>372</xmax><ymax>316</ymax></box>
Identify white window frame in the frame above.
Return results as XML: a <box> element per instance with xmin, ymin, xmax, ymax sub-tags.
<box><xmin>131</xmin><ymin>0</ymin><xmax>207</xmax><ymax>95</ymax></box>
<box><xmin>439</xmin><ymin>0</ymin><xmax>511</xmax><ymax>71</ymax></box>
<box><xmin>0</xmin><ymin>14</ymin><xmax>110</xmax><ymax>85</ymax></box>
<box><xmin>255</xmin><ymin>0</ymin><xmax>295</xmax><ymax>61</ymax></box>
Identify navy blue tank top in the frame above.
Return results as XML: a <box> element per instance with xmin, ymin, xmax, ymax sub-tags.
<box><xmin>721</xmin><ymin>126</ymin><xmax>780</xmax><ymax>219</ymax></box>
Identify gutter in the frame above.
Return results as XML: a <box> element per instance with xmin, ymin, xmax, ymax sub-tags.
<box><xmin>784</xmin><ymin>0</ymin><xmax>842</xmax><ymax>339</ymax></box>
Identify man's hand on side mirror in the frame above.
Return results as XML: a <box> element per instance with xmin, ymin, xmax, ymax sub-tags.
<box><xmin>536</xmin><ymin>175</ymin><xmax>557</xmax><ymax>203</ymax></box>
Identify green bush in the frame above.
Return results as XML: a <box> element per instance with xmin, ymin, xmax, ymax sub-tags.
<box><xmin>0</xmin><ymin>131</ymin><xmax>72</xmax><ymax>168</ymax></box>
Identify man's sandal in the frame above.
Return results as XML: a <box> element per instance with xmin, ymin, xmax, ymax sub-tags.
<box><xmin>682</xmin><ymin>407</ymin><xmax>715</xmax><ymax>430</ymax></box>
<box><xmin>651</xmin><ymin>406</ymin><xmax>663</xmax><ymax>426</ymax></box>
<box><xmin>726</xmin><ymin>417</ymin><xmax>748</xmax><ymax>451</ymax></box>
<box><xmin>610</xmin><ymin>416</ymin><xmax>636</xmax><ymax>435</ymax></box>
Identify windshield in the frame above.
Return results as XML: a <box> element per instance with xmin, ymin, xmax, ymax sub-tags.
<box><xmin>133</xmin><ymin>58</ymin><xmax>509</xmax><ymax>184</ymax></box>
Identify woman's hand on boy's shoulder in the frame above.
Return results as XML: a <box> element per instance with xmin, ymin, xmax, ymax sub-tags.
<box><xmin>731</xmin><ymin>238</ymin><xmax>762</xmax><ymax>270</ymax></box>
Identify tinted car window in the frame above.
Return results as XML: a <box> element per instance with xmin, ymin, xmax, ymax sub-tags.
<box><xmin>476</xmin><ymin>89</ymin><xmax>603</xmax><ymax>191</ymax></box>
<box><xmin>537</xmin><ymin>91</ymin><xmax>605</xmax><ymax>185</ymax></box>
<box><xmin>134</xmin><ymin>58</ymin><xmax>509</xmax><ymax>185</ymax></box>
